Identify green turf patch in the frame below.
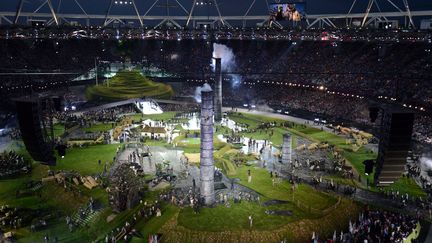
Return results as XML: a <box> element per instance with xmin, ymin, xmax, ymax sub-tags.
<box><xmin>128</xmin><ymin>112</ymin><xmax>179</xmax><ymax>123</ymax></box>
<box><xmin>384</xmin><ymin>176</ymin><xmax>427</xmax><ymax>199</ymax></box>
<box><xmin>54</xmin><ymin>144</ymin><xmax>119</xmax><ymax>175</ymax></box>
<box><xmin>86</xmin><ymin>70</ymin><xmax>174</xmax><ymax>101</ymax></box>
<box><xmin>228</xmin><ymin>166</ymin><xmax>337</xmax><ymax>211</ymax></box>
<box><xmin>82</xmin><ymin>123</ymin><xmax>115</xmax><ymax>133</ymax></box>
<box><xmin>177</xmin><ymin>200</ymin><xmax>308</xmax><ymax>232</ymax></box>
<box><xmin>142</xmin><ymin>112</ymin><xmax>177</xmax><ymax>121</ymax></box>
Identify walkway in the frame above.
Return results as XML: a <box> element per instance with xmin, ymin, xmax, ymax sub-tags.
<box><xmin>75</xmin><ymin>98</ymin><xmax>195</xmax><ymax>115</ymax></box>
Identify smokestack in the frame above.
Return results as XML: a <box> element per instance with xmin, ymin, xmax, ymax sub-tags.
<box><xmin>282</xmin><ymin>133</ymin><xmax>292</xmax><ymax>165</ymax></box>
<box><xmin>200</xmin><ymin>90</ymin><xmax>215</xmax><ymax>205</ymax></box>
<box><xmin>214</xmin><ymin>58</ymin><xmax>222</xmax><ymax>122</ymax></box>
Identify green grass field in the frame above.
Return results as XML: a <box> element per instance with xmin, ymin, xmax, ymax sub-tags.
<box><xmin>227</xmin><ymin>165</ymin><xmax>337</xmax><ymax>211</ymax></box>
<box><xmin>54</xmin><ymin>144</ymin><xmax>119</xmax><ymax>175</ymax></box>
<box><xmin>2</xmin><ymin>109</ymin><xmax>426</xmax><ymax>242</ymax></box>
<box><xmin>177</xmin><ymin>200</ymin><xmax>309</xmax><ymax>232</ymax></box>
<box><xmin>82</xmin><ymin>123</ymin><xmax>115</xmax><ymax>133</ymax></box>
<box><xmin>86</xmin><ymin>70</ymin><xmax>174</xmax><ymax>101</ymax></box>
<box><xmin>1</xmin><ymin>137</ymin><xmax>342</xmax><ymax>242</ymax></box>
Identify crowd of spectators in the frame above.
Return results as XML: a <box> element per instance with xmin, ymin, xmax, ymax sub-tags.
<box><xmin>166</xmin><ymin>41</ymin><xmax>432</xmax><ymax>110</ymax></box>
<box><xmin>219</xmin><ymin>83</ymin><xmax>432</xmax><ymax>144</ymax></box>
<box><xmin>2</xmin><ymin>27</ymin><xmax>431</xmax><ymax>42</ymax></box>
<box><xmin>0</xmin><ymin>39</ymin><xmax>110</xmax><ymax>72</ymax></box>
<box><xmin>239</xmin><ymin>86</ymin><xmax>370</xmax><ymax>123</ymax></box>
<box><xmin>2</xmin><ymin>39</ymin><xmax>431</xmax><ymax>110</ymax></box>
<box><xmin>413</xmin><ymin>116</ymin><xmax>432</xmax><ymax>144</ymax></box>
<box><xmin>343</xmin><ymin>210</ymin><xmax>418</xmax><ymax>242</ymax></box>
<box><xmin>319</xmin><ymin>209</ymin><xmax>419</xmax><ymax>243</ymax></box>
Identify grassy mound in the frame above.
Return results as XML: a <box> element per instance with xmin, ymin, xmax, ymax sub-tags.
<box><xmin>86</xmin><ymin>70</ymin><xmax>174</xmax><ymax>101</ymax></box>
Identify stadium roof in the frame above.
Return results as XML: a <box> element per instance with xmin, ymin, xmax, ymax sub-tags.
<box><xmin>1</xmin><ymin>0</ymin><xmax>432</xmax><ymax>28</ymax></box>
<box><xmin>1</xmin><ymin>0</ymin><xmax>431</xmax><ymax>15</ymax></box>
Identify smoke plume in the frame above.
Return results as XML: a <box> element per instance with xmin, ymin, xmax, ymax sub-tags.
<box><xmin>194</xmin><ymin>83</ymin><xmax>213</xmax><ymax>103</ymax></box>
<box><xmin>211</xmin><ymin>43</ymin><xmax>242</xmax><ymax>88</ymax></box>
<box><xmin>420</xmin><ymin>150</ymin><xmax>432</xmax><ymax>170</ymax></box>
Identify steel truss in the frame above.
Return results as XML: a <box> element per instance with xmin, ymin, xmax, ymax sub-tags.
<box><xmin>1</xmin><ymin>0</ymin><xmax>431</xmax><ymax>28</ymax></box>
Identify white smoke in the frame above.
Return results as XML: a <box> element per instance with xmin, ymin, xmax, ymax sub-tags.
<box><xmin>194</xmin><ymin>83</ymin><xmax>213</xmax><ymax>103</ymax></box>
<box><xmin>230</xmin><ymin>74</ymin><xmax>242</xmax><ymax>87</ymax></box>
<box><xmin>251</xmin><ymin>99</ymin><xmax>274</xmax><ymax>112</ymax></box>
<box><xmin>211</xmin><ymin>43</ymin><xmax>242</xmax><ymax>88</ymax></box>
<box><xmin>420</xmin><ymin>151</ymin><xmax>432</xmax><ymax>170</ymax></box>
<box><xmin>212</xmin><ymin>43</ymin><xmax>236</xmax><ymax>71</ymax></box>
<box><xmin>170</xmin><ymin>53</ymin><xmax>179</xmax><ymax>60</ymax></box>
<box><xmin>256</xmin><ymin>104</ymin><xmax>274</xmax><ymax>112</ymax></box>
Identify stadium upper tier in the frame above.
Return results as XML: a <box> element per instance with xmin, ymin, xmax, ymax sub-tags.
<box><xmin>0</xmin><ymin>39</ymin><xmax>431</xmax><ymax>112</ymax></box>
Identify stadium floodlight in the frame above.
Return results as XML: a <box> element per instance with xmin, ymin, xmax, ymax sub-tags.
<box><xmin>196</xmin><ymin>1</ymin><xmax>212</xmax><ymax>6</ymax></box>
<box><xmin>114</xmin><ymin>1</ymin><xmax>133</xmax><ymax>5</ymax></box>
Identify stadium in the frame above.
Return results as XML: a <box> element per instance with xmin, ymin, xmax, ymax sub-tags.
<box><xmin>0</xmin><ymin>0</ymin><xmax>432</xmax><ymax>242</ymax></box>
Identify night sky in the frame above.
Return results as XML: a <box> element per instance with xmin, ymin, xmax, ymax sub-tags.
<box><xmin>1</xmin><ymin>0</ymin><xmax>432</xmax><ymax>16</ymax></box>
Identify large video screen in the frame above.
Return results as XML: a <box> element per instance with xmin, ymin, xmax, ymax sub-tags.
<box><xmin>269</xmin><ymin>2</ymin><xmax>306</xmax><ymax>22</ymax></box>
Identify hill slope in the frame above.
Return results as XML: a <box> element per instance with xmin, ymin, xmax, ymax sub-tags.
<box><xmin>86</xmin><ymin>70</ymin><xmax>174</xmax><ymax>101</ymax></box>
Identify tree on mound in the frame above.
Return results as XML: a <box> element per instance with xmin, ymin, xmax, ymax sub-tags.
<box><xmin>86</xmin><ymin>70</ymin><xmax>174</xmax><ymax>101</ymax></box>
